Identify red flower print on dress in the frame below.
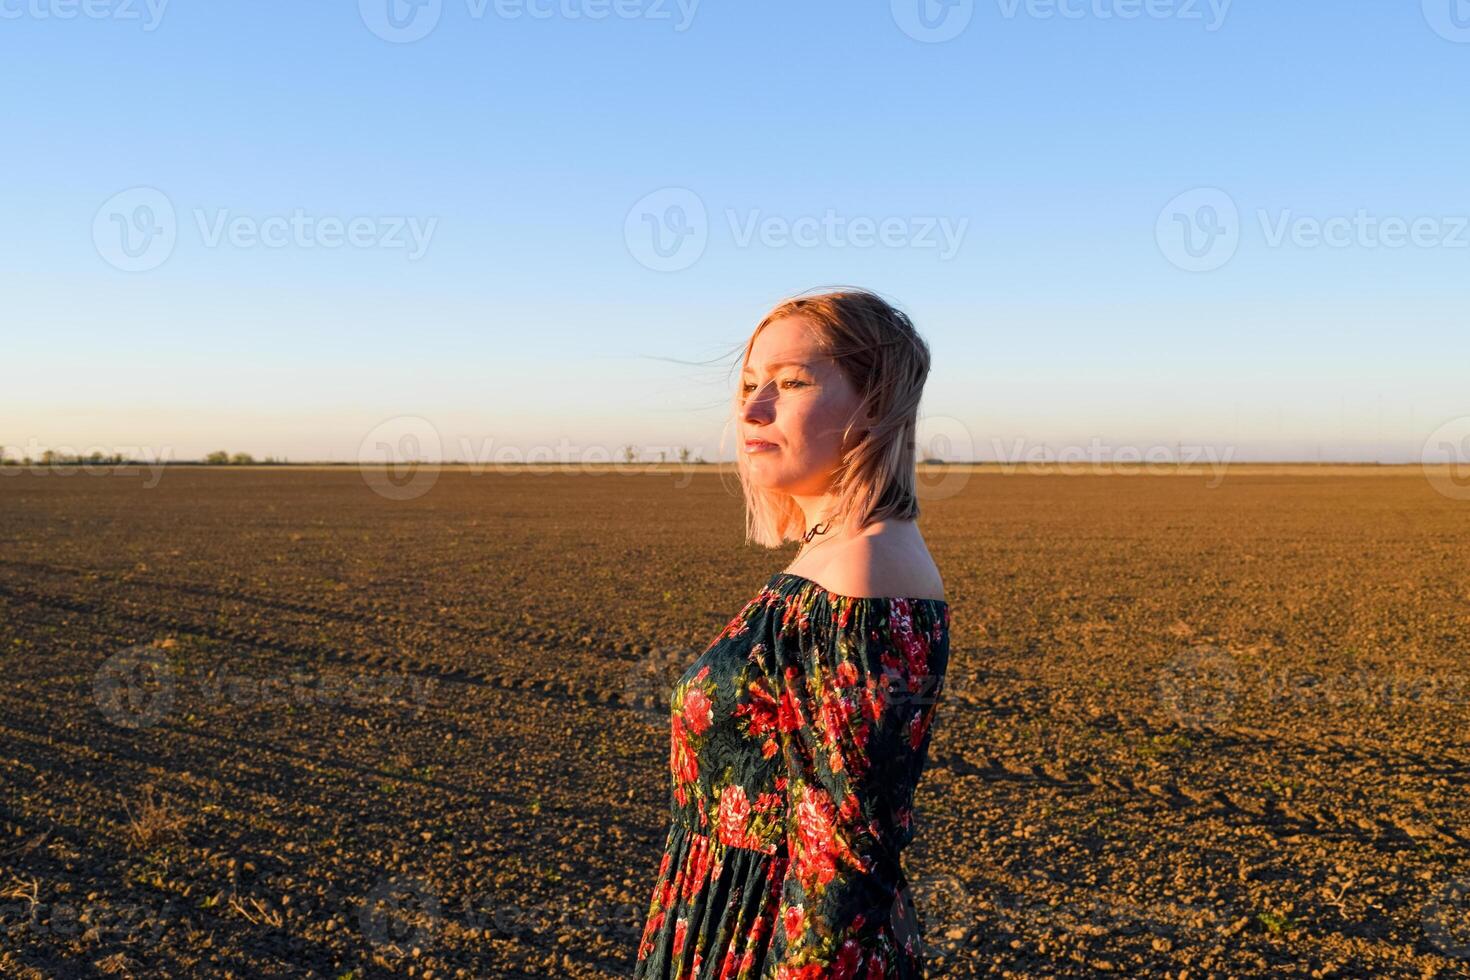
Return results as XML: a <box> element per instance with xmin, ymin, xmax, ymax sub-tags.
<box><xmin>832</xmin><ymin>938</ymin><xmax>864</xmax><ymax>980</ymax></box>
<box><xmin>712</xmin><ymin>601</ymin><xmax>761</xmax><ymax>647</ymax></box>
<box><xmin>682</xmin><ymin>686</ymin><xmax>712</xmax><ymax>735</ymax></box>
<box><xmin>907</xmin><ymin>706</ymin><xmax>931</xmax><ymax>750</ymax></box>
<box><xmin>680</xmin><ymin>836</ymin><xmax>715</xmax><ymax>902</ymax></box>
<box><xmin>735</xmin><ymin>677</ymin><xmax>782</xmax><ymax>759</ymax></box>
<box><xmin>781</xmin><ymin>903</ymin><xmax>805</xmax><ymax>943</ymax></box>
<box><xmin>888</xmin><ymin>599</ymin><xmax>932</xmax><ymax>691</ymax></box>
<box><xmin>861</xmin><ymin>678</ymin><xmax>886</xmax><ymax>724</ymax></box>
<box><xmin>777</xmin><ymin>666</ymin><xmax>807</xmax><ymax>733</ymax></box>
<box><xmin>670</xmin><ymin>715</ymin><xmax>699</xmax><ymax>806</ymax></box>
<box><xmin>716</xmin><ymin>784</ymin><xmax>751</xmax><ymax>849</ymax></box>
<box><xmin>638</xmin><ymin>908</ymin><xmax>665</xmax><ymax>961</ymax></box>
<box><xmin>791</xmin><ymin>785</ymin><xmax>864</xmax><ymax>890</ymax></box>
<box><xmin>816</xmin><ymin>690</ymin><xmax>865</xmax><ymax>774</ymax></box>
<box><xmin>636</xmin><ymin>573</ymin><xmax>949</xmax><ymax>980</ymax></box>
<box><xmin>735</xmin><ymin>678</ymin><xmax>778</xmax><ymax>735</ymax></box>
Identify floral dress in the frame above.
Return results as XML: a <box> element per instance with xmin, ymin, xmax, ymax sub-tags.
<box><xmin>633</xmin><ymin>571</ymin><xmax>951</xmax><ymax>980</ymax></box>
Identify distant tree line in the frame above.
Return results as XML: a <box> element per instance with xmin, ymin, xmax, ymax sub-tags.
<box><xmin>620</xmin><ymin>446</ymin><xmax>705</xmax><ymax>464</ymax></box>
<box><xmin>202</xmin><ymin>451</ymin><xmax>277</xmax><ymax>465</ymax></box>
<box><xmin>0</xmin><ymin>449</ymin><xmax>284</xmax><ymax>466</ymax></box>
<box><xmin>1</xmin><ymin>446</ymin><xmax>720</xmax><ymax>466</ymax></box>
<box><xmin>0</xmin><ymin>449</ymin><xmax>134</xmax><ymax>466</ymax></box>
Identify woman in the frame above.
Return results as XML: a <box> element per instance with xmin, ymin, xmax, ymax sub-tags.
<box><xmin>633</xmin><ymin>289</ymin><xmax>951</xmax><ymax>979</ymax></box>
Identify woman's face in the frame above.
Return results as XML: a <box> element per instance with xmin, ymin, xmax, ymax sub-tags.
<box><xmin>739</xmin><ymin>315</ymin><xmax>867</xmax><ymax>497</ymax></box>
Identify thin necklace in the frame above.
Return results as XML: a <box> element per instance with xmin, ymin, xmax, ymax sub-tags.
<box><xmin>797</xmin><ymin>520</ymin><xmax>836</xmax><ymax>560</ymax></box>
<box><xmin>801</xmin><ymin>520</ymin><xmax>833</xmax><ymax>545</ymax></box>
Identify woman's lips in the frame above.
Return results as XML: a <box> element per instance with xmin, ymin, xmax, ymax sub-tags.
<box><xmin>744</xmin><ymin>439</ymin><xmax>778</xmax><ymax>453</ymax></box>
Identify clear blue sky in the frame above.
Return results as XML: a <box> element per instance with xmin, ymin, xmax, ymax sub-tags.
<box><xmin>4</xmin><ymin>1</ymin><xmax>1468</xmax><ymax>463</ymax></box>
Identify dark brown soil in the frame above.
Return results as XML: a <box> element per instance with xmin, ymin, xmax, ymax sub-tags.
<box><xmin>1</xmin><ymin>467</ymin><xmax>1467</xmax><ymax>978</ymax></box>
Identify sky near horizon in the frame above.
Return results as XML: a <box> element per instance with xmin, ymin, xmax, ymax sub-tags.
<box><xmin>4</xmin><ymin>1</ymin><xmax>1469</xmax><ymax>464</ymax></box>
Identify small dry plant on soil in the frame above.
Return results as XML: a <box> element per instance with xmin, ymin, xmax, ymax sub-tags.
<box><xmin>122</xmin><ymin>783</ymin><xmax>190</xmax><ymax>851</ymax></box>
<box><xmin>0</xmin><ymin>874</ymin><xmax>41</xmax><ymax>910</ymax></box>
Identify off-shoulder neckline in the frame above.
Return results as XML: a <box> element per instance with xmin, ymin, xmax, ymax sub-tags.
<box><xmin>768</xmin><ymin>571</ymin><xmax>949</xmax><ymax>607</ymax></box>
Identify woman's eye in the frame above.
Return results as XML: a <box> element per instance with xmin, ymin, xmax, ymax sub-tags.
<box><xmin>740</xmin><ymin>379</ymin><xmax>806</xmax><ymax>395</ymax></box>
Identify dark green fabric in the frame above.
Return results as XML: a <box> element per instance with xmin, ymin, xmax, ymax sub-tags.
<box><xmin>634</xmin><ymin>572</ymin><xmax>950</xmax><ymax>979</ymax></box>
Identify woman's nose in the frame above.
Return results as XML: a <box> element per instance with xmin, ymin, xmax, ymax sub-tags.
<box><xmin>741</xmin><ymin>383</ymin><xmax>775</xmax><ymax>424</ymax></box>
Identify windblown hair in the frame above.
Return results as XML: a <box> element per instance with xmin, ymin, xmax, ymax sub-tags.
<box><xmin>733</xmin><ymin>288</ymin><xmax>932</xmax><ymax>548</ymax></box>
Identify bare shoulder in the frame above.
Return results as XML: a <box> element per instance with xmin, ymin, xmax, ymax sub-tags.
<box><xmin>807</xmin><ymin>521</ymin><xmax>946</xmax><ymax>602</ymax></box>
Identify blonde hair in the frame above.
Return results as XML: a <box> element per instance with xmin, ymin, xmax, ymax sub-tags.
<box><xmin>732</xmin><ymin>288</ymin><xmax>932</xmax><ymax>548</ymax></box>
